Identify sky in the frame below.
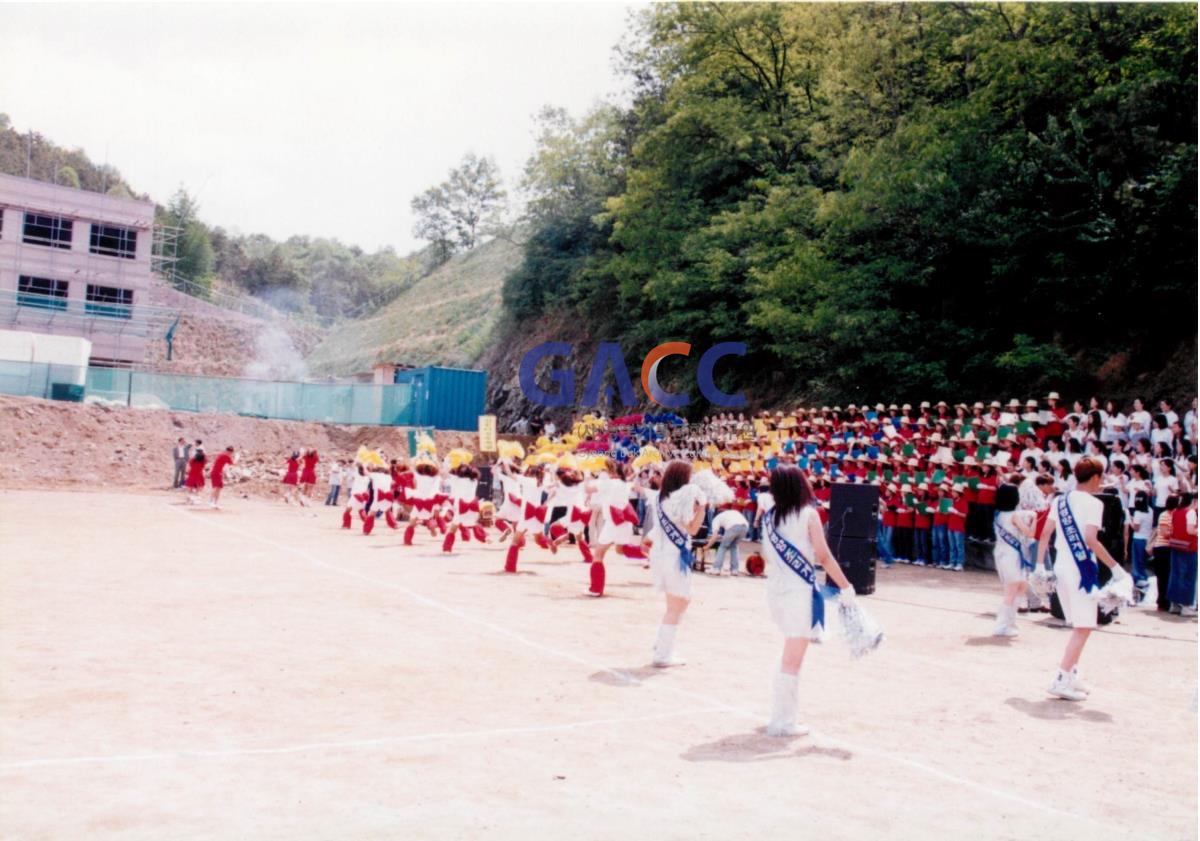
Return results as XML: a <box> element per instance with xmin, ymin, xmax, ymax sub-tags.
<box><xmin>0</xmin><ymin>2</ymin><xmax>637</xmax><ymax>253</ymax></box>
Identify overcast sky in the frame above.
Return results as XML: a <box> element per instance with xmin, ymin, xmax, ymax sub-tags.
<box><xmin>1</xmin><ymin>2</ymin><xmax>636</xmax><ymax>253</ymax></box>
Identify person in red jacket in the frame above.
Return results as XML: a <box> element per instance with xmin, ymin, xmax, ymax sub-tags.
<box><xmin>947</xmin><ymin>485</ymin><xmax>968</xmax><ymax>570</ymax></box>
<box><xmin>878</xmin><ymin>483</ymin><xmax>898</xmax><ymax>566</ymax></box>
<box><xmin>299</xmin><ymin>448</ymin><xmax>319</xmax><ymax>501</ymax></box>
<box><xmin>893</xmin><ymin>485</ymin><xmax>914</xmax><ymax>563</ymax></box>
<box><xmin>209</xmin><ymin>446</ymin><xmax>236</xmax><ymax>509</ymax></box>
<box><xmin>912</xmin><ymin>484</ymin><xmax>932</xmax><ymax>566</ymax></box>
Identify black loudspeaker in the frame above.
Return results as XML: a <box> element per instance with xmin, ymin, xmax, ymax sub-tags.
<box><xmin>1097</xmin><ymin>492</ymin><xmax>1126</xmax><ymax>566</ymax></box>
<box><xmin>477</xmin><ymin>465</ymin><xmax>493</xmax><ymax>500</ymax></box>
<box><xmin>826</xmin><ymin>536</ymin><xmax>877</xmax><ymax>595</ymax></box>
<box><xmin>828</xmin><ymin>483</ymin><xmax>880</xmax><ymax>541</ymax></box>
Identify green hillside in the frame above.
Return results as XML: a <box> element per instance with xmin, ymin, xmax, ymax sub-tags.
<box><xmin>305</xmin><ymin>236</ymin><xmax>522</xmax><ymax>376</ymax></box>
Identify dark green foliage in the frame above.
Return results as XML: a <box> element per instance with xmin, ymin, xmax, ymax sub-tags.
<box><xmin>502</xmin><ymin>3</ymin><xmax>1197</xmax><ymax>405</ymax></box>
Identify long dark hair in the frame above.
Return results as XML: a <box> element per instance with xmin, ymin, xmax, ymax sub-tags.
<box><xmin>769</xmin><ymin>465</ymin><xmax>813</xmax><ymax>527</ymax></box>
<box><xmin>659</xmin><ymin>460</ymin><xmax>692</xmax><ymax>501</ymax></box>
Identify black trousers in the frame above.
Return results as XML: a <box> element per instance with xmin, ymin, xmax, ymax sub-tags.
<box><xmin>1153</xmin><ymin>545</ymin><xmax>1173</xmax><ymax>611</ymax></box>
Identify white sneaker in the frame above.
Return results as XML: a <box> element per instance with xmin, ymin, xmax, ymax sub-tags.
<box><xmin>766</xmin><ymin>673</ymin><xmax>809</xmax><ymax>736</ymax></box>
<box><xmin>992</xmin><ymin>605</ymin><xmax>1018</xmax><ymax>637</ymax></box>
<box><xmin>1048</xmin><ymin>670</ymin><xmax>1086</xmax><ymax>701</ymax></box>
<box><xmin>1182</xmin><ymin>606</ymin><xmax>1198</xmax><ymax>618</ymax></box>
<box><xmin>1070</xmin><ymin>667</ymin><xmax>1091</xmax><ymax>695</ymax></box>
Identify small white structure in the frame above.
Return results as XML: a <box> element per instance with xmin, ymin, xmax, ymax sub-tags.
<box><xmin>0</xmin><ymin>328</ymin><xmax>91</xmax><ymax>385</ymax></box>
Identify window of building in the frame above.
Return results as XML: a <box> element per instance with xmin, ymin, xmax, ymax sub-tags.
<box><xmin>17</xmin><ymin>275</ymin><xmax>69</xmax><ymax>310</ymax></box>
<box><xmin>85</xmin><ymin>284</ymin><xmax>133</xmax><ymax>319</ymax></box>
<box><xmin>89</xmin><ymin>223</ymin><xmax>138</xmax><ymax>259</ymax></box>
<box><xmin>22</xmin><ymin>213</ymin><xmax>73</xmax><ymax>249</ymax></box>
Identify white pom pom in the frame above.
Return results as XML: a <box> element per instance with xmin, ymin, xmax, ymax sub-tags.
<box><xmin>837</xmin><ymin>599</ymin><xmax>884</xmax><ymax>658</ymax></box>
<box><xmin>1097</xmin><ymin>573</ymin><xmax>1134</xmax><ymax>615</ymax></box>
<box><xmin>689</xmin><ymin>469</ymin><xmax>734</xmax><ymax>506</ymax></box>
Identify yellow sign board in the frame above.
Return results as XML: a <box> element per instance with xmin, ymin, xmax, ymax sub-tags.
<box><xmin>478</xmin><ymin>415</ymin><xmax>497</xmax><ymax>452</ymax></box>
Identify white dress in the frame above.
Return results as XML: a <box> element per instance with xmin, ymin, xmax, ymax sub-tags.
<box><xmin>648</xmin><ymin>485</ymin><xmax>702</xmax><ymax>598</ymax></box>
<box><xmin>548</xmin><ymin>481</ymin><xmax>588</xmax><ymax>535</ymax></box>
<box><xmin>993</xmin><ymin>509</ymin><xmax>1034</xmax><ymax>585</ymax></box>
<box><xmin>763</xmin><ymin>506</ymin><xmax>822</xmax><ymax>639</ymax></box>
<box><xmin>448</xmin><ymin>475</ymin><xmax>479</xmax><ymax>526</ymax></box>
<box><xmin>497</xmin><ymin>474</ymin><xmax>523</xmax><ymax>522</ymax></box>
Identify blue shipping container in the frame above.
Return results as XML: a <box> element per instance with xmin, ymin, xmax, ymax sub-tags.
<box><xmin>395</xmin><ymin>366</ymin><xmax>486</xmax><ymax>432</ymax></box>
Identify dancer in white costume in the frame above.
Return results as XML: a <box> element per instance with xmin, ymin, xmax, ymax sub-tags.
<box><xmin>504</xmin><ymin>463</ymin><xmax>548</xmax><ymax>573</ymax></box>
<box><xmin>546</xmin><ymin>459</ymin><xmax>596</xmax><ymax>566</ymax></box>
<box><xmin>371</xmin><ymin>466</ymin><xmax>397</xmax><ymax>531</ymax></box>
<box><xmin>403</xmin><ymin>439</ymin><xmax>443</xmax><ymax>546</ymax></box>
<box><xmin>760</xmin><ymin>466</ymin><xmax>854</xmax><ymax>737</ymax></box>
<box><xmin>342</xmin><ymin>464</ymin><xmax>373</xmax><ymax>532</ymax></box>
<box><xmin>991</xmin><ymin>483</ymin><xmax>1036</xmax><ymax>637</ymax></box>
<box><xmin>442</xmin><ymin>449</ymin><xmax>485</xmax><ymax>553</ymax></box>
<box><xmin>1035</xmin><ymin>456</ymin><xmax>1129</xmax><ymax>701</ymax></box>
<box><xmin>494</xmin><ymin>441</ymin><xmax>527</xmax><ymax>540</ymax></box>
<box><xmin>644</xmin><ymin>461</ymin><xmax>708</xmax><ymax>667</ymax></box>
<box><xmin>591</xmin><ymin>460</ymin><xmax>647</xmax><ymax>597</ymax></box>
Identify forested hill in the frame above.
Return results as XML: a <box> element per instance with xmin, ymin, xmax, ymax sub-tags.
<box><xmin>497</xmin><ymin>3</ymin><xmax>1197</xmax><ymax>413</ymax></box>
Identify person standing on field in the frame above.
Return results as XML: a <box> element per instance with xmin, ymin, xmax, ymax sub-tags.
<box><xmin>172</xmin><ymin>438</ymin><xmax>191</xmax><ymax>489</ymax></box>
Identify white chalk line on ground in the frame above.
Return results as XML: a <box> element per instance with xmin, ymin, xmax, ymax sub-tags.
<box><xmin>0</xmin><ymin>709</ymin><xmax>718</xmax><ymax>771</ymax></box>
<box><xmin>3</xmin><ymin>504</ymin><xmax>1130</xmax><ymax>833</ymax></box>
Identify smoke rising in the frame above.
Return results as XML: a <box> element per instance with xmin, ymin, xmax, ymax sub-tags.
<box><xmin>243</xmin><ymin>323</ymin><xmax>309</xmax><ymax>381</ymax></box>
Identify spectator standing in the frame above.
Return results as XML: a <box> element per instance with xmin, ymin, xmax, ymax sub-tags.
<box><xmin>1167</xmin><ymin>494</ymin><xmax>1197</xmax><ymax>616</ymax></box>
<box><xmin>172</xmin><ymin>438</ymin><xmax>191</xmax><ymax>489</ymax></box>
<box><xmin>326</xmin><ymin>461</ymin><xmax>343</xmax><ymax>506</ymax></box>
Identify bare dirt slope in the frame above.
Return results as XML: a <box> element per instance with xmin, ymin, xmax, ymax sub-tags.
<box><xmin>1</xmin><ymin>488</ymin><xmax>1194</xmax><ymax>840</ymax></box>
<box><xmin>0</xmin><ymin>395</ymin><xmax>478</xmax><ymax>497</ymax></box>
<box><xmin>142</xmin><ymin>279</ymin><xmax>325</xmax><ymax>378</ymax></box>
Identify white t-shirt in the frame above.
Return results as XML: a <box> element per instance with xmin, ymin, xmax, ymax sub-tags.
<box><xmin>1046</xmin><ymin>491</ymin><xmax>1104</xmax><ymax>566</ymax></box>
<box><xmin>1131</xmin><ymin>509</ymin><xmax>1153</xmax><ymax>541</ymax></box>
<box><xmin>1151</xmin><ymin>427</ymin><xmax>1174</xmax><ymax>448</ymax></box>
<box><xmin>1128</xmin><ymin>410</ymin><xmax>1152</xmax><ymax>437</ymax></box>
<box><xmin>712</xmin><ymin>509</ymin><xmax>749</xmax><ymax>533</ymax></box>
<box><xmin>1152</xmin><ymin>473</ymin><xmax>1179</xmax><ymax>507</ymax></box>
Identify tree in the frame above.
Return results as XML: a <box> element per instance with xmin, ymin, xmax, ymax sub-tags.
<box><xmin>411</xmin><ymin>153</ymin><xmax>507</xmax><ymax>259</ymax></box>
<box><xmin>162</xmin><ymin>188</ymin><xmax>215</xmax><ymax>296</ymax></box>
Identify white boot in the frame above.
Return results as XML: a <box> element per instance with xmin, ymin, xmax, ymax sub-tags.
<box><xmin>1047</xmin><ymin>669</ymin><xmax>1086</xmax><ymax>701</ymax></box>
<box><xmin>651</xmin><ymin>624</ymin><xmax>685</xmax><ymax>667</ymax></box>
<box><xmin>992</xmin><ymin>604</ymin><xmax>1018</xmax><ymax>637</ymax></box>
<box><xmin>766</xmin><ymin>672</ymin><xmax>809</xmax><ymax>737</ymax></box>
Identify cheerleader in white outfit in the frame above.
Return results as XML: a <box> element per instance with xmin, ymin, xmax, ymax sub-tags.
<box><xmin>546</xmin><ymin>461</ymin><xmax>599</xmax><ymax>582</ymax></box>
<box><xmin>494</xmin><ymin>441</ymin><xmax>526</xmax><ymax>539</ymax></box>
<box><xmin>504</xmin><ymin>464</ymin><xmax>548</xmax><ymax>573</ymax></box>
<box><xmin>1034</xmin><ymin>456</ymin><xmax>1129</xmax><ymax>701</ymax></box>
<box><xmin>644</xmin><ymin>461</ymin><xmax>708</xmax><ymax>666</ymax></box>
<box><xmin>403</xmin><ymin>460</ymin><xmax>442</xmax><ymax>545</ymax></box>
<box><xmin>991</xmin><ymin>483</ymin><xmax>1036</xmax><ymax>637</ymax></box>
<box><xmin>342</xmin><ymin>464</ymin><xmax>373</xmax><ymax>532</ymax></box>
<box><xmin>760</xmin><ymin>466</ymin><xmax>854</xmax><ymax>736</ymax></box>
<box><xmin>372</xmin><ymin>467</ymin><xmax>398</xmax><ymax>531</ymax></box>
<box><xmin>591</xmin><ymin>461</ymin><xmax>646</xmax><ymax>597</ymax></box>
<box><xmin>442</xmin><ymin>450</ymin><xmax>484</xmax><ymax>553</ymax></box>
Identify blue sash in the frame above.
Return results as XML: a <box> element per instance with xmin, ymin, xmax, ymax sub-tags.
<box><xmin>763</xmin><ymin>514</ymin><xmax>825</xmax><ymax>631</ymax></box>
<box><xmin>1056</xmin><ymin>494</ymin><xmax>1098</xmax><ymax>593</ymax></box>
<box><xmin>993</xmin><ymin>513</ymin><xmax>1032</xmax><ymax>571</ymax></box>
<box><xmin>657</xmin><ymin>500</ymin><xmax>694</xmax><ymax>573</ymax></box>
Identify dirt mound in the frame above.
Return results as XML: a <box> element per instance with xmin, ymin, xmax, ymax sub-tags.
<box><xmin>0</xmin><ymin>395</ymin><xmax>479</xmax><ymax>499</ymax></box>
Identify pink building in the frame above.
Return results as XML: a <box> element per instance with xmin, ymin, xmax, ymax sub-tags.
<box><xmin>0</xmin><ymin>172</ymin><xmax>167</xmax><ymax>365</ymax></box>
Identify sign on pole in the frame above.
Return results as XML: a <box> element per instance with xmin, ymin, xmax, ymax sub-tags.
<box><xmin>478</xmin><ymin>414</ymin><xmax>497</xmax><ymax>452</ymax></box>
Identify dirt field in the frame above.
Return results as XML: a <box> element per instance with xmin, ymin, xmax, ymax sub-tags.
<box><xmin>1</xmin><ymin>488</ymin><xmax>1195</xmax><ymax>840</ymax></box>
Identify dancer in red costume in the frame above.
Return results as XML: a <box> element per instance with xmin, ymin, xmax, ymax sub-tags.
<box><xmin>342</xmin><ymin>463</ymin><xmax>372</xmax><ymax>531</ymax></box>
<box><xmin>371</xmin><ymin>464</ymin><xmax>398</xmax><ymax>530</ymax></box>
<box><xmin>184</xmin><ymin>445</ymin><xmax>207</xmax><ymax>505</ymax></box>
<box><xmin>282</xmin><ymin>451</ymin><xmax>306</xmax><ymax>506</ymax></box>
<box><xmin>209</xmin><ymin>446</ymin><xmax>236</xmax><ymax>509</ymax></box>
<box><xmin>299</xmin><ymin>448</ymin><xmax>319</xmax><ymax>502</ymax></box>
